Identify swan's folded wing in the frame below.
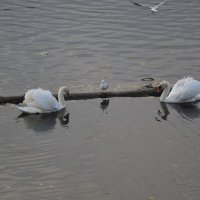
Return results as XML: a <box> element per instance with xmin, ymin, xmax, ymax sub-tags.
<box><xmin>33</xmin><ymin>89</ymin><xmax>61</xmax><ymax>111</ymax></box>
<box><xmin>166</xmin><ymin>78</ymin><xmax>186</xmax><ymax>101</ymax></box>
<box><xmin>17</xmin><ymin>106</ymin><xmax>42</xmax><ymax>114</ymax></box>
<box><xmin>166</xmin><ymin>77</ymin><xmax>194</xmax><ymax>102</ymax></box>
<box><xmin>167</xmin><ymin>77</ymin><xmax>200</xmax><ymax>102</ymax></box>
<box><xmin>180</xmin><ymin>79</ymin><xmax>200</xmax><ymax>102</ymax></box>
<box><xmin>170</xmin><ymin>77</ymin><xmax>193</xmax><ymax>95</ymax></box>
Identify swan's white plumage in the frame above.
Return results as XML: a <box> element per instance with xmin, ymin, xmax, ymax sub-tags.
<box><xmin>159</xmin><ymin>77</ymin><xmax>200</xmax><ymax>103</ymax></box>
<box><xmin>18</xmin><ymin>87</ymin><xmax>68</xmax><ymax>113</ymax></box>
<box><xmin>17</xmin><ymin>106</ymin><xmax>42</xmax><ymax>114</ymax></box>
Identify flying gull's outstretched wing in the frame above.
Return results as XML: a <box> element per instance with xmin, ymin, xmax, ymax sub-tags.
<box><xmin>129</xmin><ymin>1</ymin><xmax>150</xmax><ymax>9</ymax></box>
<box><xmin>154</xmin><ymin>0</ymin><xmax>168</xmax><ymax>9</ymax></box>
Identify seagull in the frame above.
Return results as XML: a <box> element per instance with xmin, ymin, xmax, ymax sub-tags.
<box><xmin>100</xmin><ymin>80</ymin><xmax>109</xmax><ymax>92</ymax></box>
<box><xmin>129</xmin><ymin>0</ymin><xmax>168</xmax><ymax>13</ymax></box>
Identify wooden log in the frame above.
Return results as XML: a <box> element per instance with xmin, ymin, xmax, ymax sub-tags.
<box><xmin>0</xmin><ymin>86</ymin><xmax>161</xmax><ymax>105</ymax></box>
<box><xmin>0</xmin><ymin>95</ymin><xmax>25</xmax><ymax>105</ymax></box>
<box><xmin>63</xmin><ymin>87</ymin><xmax>160</xmax><ymax>100</ymax></box>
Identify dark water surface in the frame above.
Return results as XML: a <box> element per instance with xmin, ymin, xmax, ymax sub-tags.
<box><xmin>0</xmin><ymin>0</ymin><xmax>200</xmax><ymax>199</ymax></box>
<box><xmin>1</xmin><ymin>98</ymin><xmax>200</xmax><ymax>200</ymax></box>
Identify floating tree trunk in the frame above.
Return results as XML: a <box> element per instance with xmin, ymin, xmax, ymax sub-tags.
<box><xmin>0</xmin><ymin>85</ymin><xmax>161</xmax><ymax>105</ymax></box>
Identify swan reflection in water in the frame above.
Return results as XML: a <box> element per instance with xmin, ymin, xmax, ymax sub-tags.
<box><xmin>156</xmin><ymin>103</ymin><xmax>170</xmax><ymax>121</ymax></box>
<box><xmin>18</xmin><ymin>110</ymin><xmax>69</xmax><ymax>133</ymax></box>
<box><xmin>156</xmin><ymin>102</ymin><xmax>200</xmax><ymax>122</ymax></box>
<box><xmin>100</xmin><ymin>99</ymin><xmax>110</xmax><ymax>114</ymax></box>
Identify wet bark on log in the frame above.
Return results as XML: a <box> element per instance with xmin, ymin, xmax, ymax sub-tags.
<box><xmin>0</xmin><ymin>95</ymin><xmax>25</xmax><ymax>105</ymax></box>
<box><xmin>0</xmin><ymin>87</ymin><xmax>161</xmax><ymax>105</ymax></box>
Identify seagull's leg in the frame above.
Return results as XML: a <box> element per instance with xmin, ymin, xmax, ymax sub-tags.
<box><xmin>101</xmin><ymin>90</ymin><xmax>107</xmax><ymax>100</ymax></box>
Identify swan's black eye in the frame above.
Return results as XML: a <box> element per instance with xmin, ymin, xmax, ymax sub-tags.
<box><xmin>158</xmin><ymin>85</ymin><xmax>162</xmax><ymax>90</ymax></box>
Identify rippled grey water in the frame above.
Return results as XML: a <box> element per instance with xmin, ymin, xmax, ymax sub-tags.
<box><xmin>0</xmin><ymin>0</ymin><xmax>200</xmax><ymax>199</ymax></box>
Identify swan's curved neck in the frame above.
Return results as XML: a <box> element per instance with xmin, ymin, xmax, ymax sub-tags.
<box><xmin>160</xmin><ymin>82</ymin><xmax>171</xmax><ymax>102</ymax></box>
<box><xmin>58</xmin><ymin>87</ymin><xmax>66</xmax><ymax>107</ymax></box>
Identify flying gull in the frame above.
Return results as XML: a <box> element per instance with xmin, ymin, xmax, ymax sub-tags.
<box><xmin>129</xmin><ymin>0</ymin><xmax>168</xmax><ymax>13</ymax></box>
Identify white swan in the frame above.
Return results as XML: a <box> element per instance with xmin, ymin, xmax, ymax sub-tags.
<box><xmin>17</xmin><ymin>86</ymin><xmax>69</xmax><ymax>113</ymax></box>
<box><xmin>157</xmin><ymin>77</ymin><xmax>200</xmax><ymax>103</ymax></box>
<box><xmin>100</xmin><ymin>80</ymin><xmax>109</xmax><ymax>91</ymax></box>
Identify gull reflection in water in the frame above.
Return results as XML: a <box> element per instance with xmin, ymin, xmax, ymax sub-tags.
<box><xmin>156</xmin><ymin>102</ymin><xmax>200</xmax><ymax>122</ymax></box>
<box><xmin>18</xmin><ymin>110</ymin><xmax>69</xmax><ymax>133</ymax></box>
<box><xmin>100</xmin><ymin>99</ymin><xmax>110</xmax><ymax>114</ymax></box>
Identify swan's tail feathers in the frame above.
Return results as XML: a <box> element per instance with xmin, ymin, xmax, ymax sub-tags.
<box><xmin>193</xmin><ymin>94</ymin><xmax>200</xmax><ymax>102</ymax></box>
<box><xmin>17</xmin><ymin>106</ymin><xmax>42</xmax><ymax>114</ymax></box>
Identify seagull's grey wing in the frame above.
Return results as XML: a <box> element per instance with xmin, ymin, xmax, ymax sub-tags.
<box><xmin>129</xmin><ymin>1</ymin><xmax>150</xmax><ymax>9</ymax></box>
<box><xmin>154</xmin><ymin>0</ymin><xmax>168</xmax><ymax>9</ymax></box>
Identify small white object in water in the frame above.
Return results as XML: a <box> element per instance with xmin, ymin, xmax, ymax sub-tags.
<box><xmin>38</xmin><ymin>51</ymin><xmax>49</xmax><ymax>56</ymax></box>
<box><xmin>100</xmin><ymin>80</ymin><xmax>109</xmax><ymax>91</ymax></box>
<box><xmin>17</xmin><ymin>86</ymin><xmax>69</xmax><ymax>113</ymax></box>
<box><xmin>129</xmin><ymin>0</ymin><xmax>168</xmax><ymax>13</ymax></box>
